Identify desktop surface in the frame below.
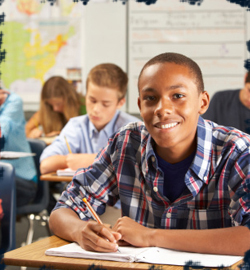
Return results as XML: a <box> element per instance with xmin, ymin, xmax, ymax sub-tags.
<box><xmin>3</xmin><ymin>236</ymin><xmax>243</xmax><ymax>270</ymax></box>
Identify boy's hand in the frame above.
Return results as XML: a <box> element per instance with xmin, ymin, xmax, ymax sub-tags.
<box><xmin>0</xmin><ymin>89</ymin><xmax>10</xmax><ymax>106</ymax></box>
<box><xmin>112</xmin><ymin>216</ymin><xmax>152</xmax><ymax>247</ymax></box>
<box><xmin>77</xmin><ymin>220</ymin><xmax>121</xmax><ymax>252</ymax></box>
<box><xmin>66</xmin><ymin>153</ymin><xmax>97</xmax><ymax>170</ymax></box>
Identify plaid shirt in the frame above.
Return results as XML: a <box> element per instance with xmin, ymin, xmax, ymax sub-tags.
<box><xmin>54</xmin><ymin>116</ymin><xmax>250</xmax><ymax>229</ymax></box>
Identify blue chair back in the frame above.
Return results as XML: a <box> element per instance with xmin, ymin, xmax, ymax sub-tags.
<box><xmin>0</xmin><ymin>162</ymin><xmax>16</xmax><ymax>253</ymax></box>
<box><xmin>16</xmin><ymin>139</ymin><xmax>49</xmax><ymax>215</ymax></box>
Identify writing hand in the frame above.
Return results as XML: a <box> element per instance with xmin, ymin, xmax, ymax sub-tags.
<box><xmin>45</xmin><ymin>131</ymin><xmax>60</xmax><ymax>137</ymax></box>
<box><xmin>77</xmin><ymin>220</ymin><xmax>121</xmax><ymax>252</ymax></box>
<box><xmin>28</xmin><ymin>128</ymin><xmax>43</xmax><ymax>139</ymax></box>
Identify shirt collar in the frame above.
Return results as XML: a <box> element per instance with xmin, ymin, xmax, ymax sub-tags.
<box><xmin>191</xmin><ymin>116</ymin><xmax>212</xmax><ymax>184</ymax></box>
<box><xmin>88</xmin><ymin>111</ymin><xmax>120</xmax><ymax>139</ymax></box>
<box><xmin>143</xmin><ymin>116</ymin><xmax>212</xmax><ymax>184</ymax></box>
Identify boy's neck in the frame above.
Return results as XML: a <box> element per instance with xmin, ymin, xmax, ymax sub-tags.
<box><xmin>155</xmin><ymin>139</ymin><xmax>197</xmax><ymax>165</ymax></box>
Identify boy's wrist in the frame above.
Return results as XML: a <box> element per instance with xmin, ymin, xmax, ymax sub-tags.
<box><xmin>148</xmin><ymin>228</ymin><xmax>158</xmax><ymax>247</ymax></box>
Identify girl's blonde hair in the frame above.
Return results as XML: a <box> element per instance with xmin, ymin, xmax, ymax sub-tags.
<box><xmin>40</xmin><ymin>76</ymin><xmax>84</xmax><ymax>134</ymax></box>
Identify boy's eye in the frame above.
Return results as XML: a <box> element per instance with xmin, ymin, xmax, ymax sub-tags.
<box><xmin>173</xmin><ymin>93</ymin><xmax>184</xmax><ymax>99</ymax></box>
<box><xmin>143</xmin><ymin>95</ymin><xmax>156</xmax><ymax>101</ymax></box>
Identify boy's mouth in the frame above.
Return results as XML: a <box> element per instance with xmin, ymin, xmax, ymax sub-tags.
<box><xmin>154</xmin><ymin>122</ymin><xmax>178</xmax><ymax>129</ymax></box>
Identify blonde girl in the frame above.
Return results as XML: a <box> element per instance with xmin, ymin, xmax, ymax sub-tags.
<box><xmin>26</xmin><ymin>76</ymin><xmax>86</xmax><ymax>138</ymax></box>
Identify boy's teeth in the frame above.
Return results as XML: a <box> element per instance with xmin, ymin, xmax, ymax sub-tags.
<box><xmin>160</xmin><ymin>122</ymin><xmax>177</xmax><ymax>129</ymax></box>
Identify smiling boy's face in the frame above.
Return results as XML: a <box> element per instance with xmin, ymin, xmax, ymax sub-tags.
<box><xmin>138</xmin><ymin>62</ymin><xmax>209</xmax><ymax>164</ymax></box>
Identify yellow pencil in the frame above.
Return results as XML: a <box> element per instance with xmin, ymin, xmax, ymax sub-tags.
<box><xmin>64</xmin><ymin>136</ymin><xmax>72</xmax><ymax>153</ymax></box>
<box><xmin>82</xmin><ymin>198</ymin><xmax>102</xmax><ymax>224</ymax></box>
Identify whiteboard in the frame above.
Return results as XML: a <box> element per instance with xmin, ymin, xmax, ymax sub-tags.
<box><xmin>128</xmin><ymin>0</ymin><xmax>250</xmax><ymax>113</ymax></box>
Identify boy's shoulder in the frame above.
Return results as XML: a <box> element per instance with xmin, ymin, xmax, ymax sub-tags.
<box><xmin>211</xmin><ymin>89</ymin><xmax>240</xmax><ymax>104</ymax></box>
<box><xmin>115</xmin><ymin>111</ymin><xmax>141</xmax><ymax>125</ymax></box>
<box><xmin>112</xmin><ymin>121</ymin><xmax>148</xmax><ymax>140</ymax></box>
<box><xmin>205</xmin><ymin>119</ymin><xmax>250</xmax><ymax>152</ymax></box>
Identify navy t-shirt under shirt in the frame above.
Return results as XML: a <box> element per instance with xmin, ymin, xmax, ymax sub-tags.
<box><xmin>155</xmin><ymin>151</ymin><xmax>196</xmax><ymax>203</ymax></box>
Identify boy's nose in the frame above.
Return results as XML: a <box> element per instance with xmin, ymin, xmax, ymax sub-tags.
<box><xmin>93</xmin><ymin>103</ymin><xmax>101</xmax><ymax>113</ymax></box>
<box><xmin>154</xmin><ymin>98</ymin><xmax>173</xmax><ymax>117</ymax></box>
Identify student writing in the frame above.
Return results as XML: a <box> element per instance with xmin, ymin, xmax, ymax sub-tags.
<box><xmin>40</xmin><ymin>63</ymin><xmax>140</xmax><ymax>174</ymax></box>
<box><xmin>26</xmin><ymin>76</ymin><xmax>86</xmax><ymax>139</ymax></box>
<box><xmin>49</xmin><ymin>53</ymin><xmax>250</xmax><ymax>256</ymax></box>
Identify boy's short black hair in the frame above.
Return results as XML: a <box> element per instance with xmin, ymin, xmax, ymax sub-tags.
<box><xmin>138</xmin><ymin>52</ymin><xmax>204</xmax><ymax>93</ymax></box>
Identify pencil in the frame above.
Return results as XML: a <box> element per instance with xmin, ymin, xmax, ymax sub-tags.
<box><xmin>82</xmin><ymin>197</ymin><xmax>121</xmax><ymax>252</ymax></box>
<box><xmin>64</xmin><ymin>136</ymin><xmax>72</xmax><ymax>153</ymax></box>
<box><xmin>82</xmin><ymin>197</ymin><xmax>102</xmax><ymax>224</ymax></box>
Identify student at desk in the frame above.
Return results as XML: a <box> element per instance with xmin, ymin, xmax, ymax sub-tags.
<box><xmin>50</xmin><ymin>53</ymin><xmax>250</xmax><ymax>256</ymax></box>
<box><xmin>0</xmin><ymin>89</ymin><xmax>37</xmax><ymax>207</ymax></box>
<box><xmin>40</xmin><ymin>63</ymin><xmax>140</xmax><ymax>174</ymax></box>
<box><xmin>26</xmin><ymin>76</ymin><xmax>86</xmax><ymax>139</ymax></box>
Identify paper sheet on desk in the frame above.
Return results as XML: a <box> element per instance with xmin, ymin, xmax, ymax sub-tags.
<box><xmin>56</xmin><ymin>168</ymin><xmax>76</xmax><ymax>176</ymax></box>
<box><xmin>0</xmin><ymin>151</ymin><xmax>36</xmax><ymax>159</ymax></box>
<box><xmin>45</xmin><ymin>242</ymin><xmax>243</xmax><ymax>267</ymax></box>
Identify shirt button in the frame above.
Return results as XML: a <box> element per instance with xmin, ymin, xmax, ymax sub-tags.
<box><xmin>153</xmin><ymin>187</ymin><xmax>158</xmax><ymax>192</ymax></box>
<box><xmin>166</xmin><ymin>212</ymin><xmax>171</xmax><ymax>218</ymax></box>
<box><xmin>204</xmin><ymin>176</ymin><xmax>207</xmax><ymax>181</ymax></box>
<box><xmin>151</xmin><ymin>156</ymin><xmax>155</xmax><ymax>162</ymax></box>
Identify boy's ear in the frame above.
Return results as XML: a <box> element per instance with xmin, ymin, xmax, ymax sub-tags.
<box><xmin>137</xmin><ymin>97</ymin><xmax>141</xmax><ymax>111</ymax></box>
<box><xmin>198</xmin><ymin>91</ymin><xmax>210</xmax><ymax>115</ymax></box>
<box><xmin>244</xmin><ymin>72</ymin><xmax>248</xmax><ymax>83</ymax></box>
<box><xmin>117</xmin><ymin>97</ymin><xmax>126</xmax><ymax>109</ymax></box>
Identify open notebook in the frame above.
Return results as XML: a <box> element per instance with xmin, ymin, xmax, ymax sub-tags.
<box><xmin>45</xmin><ymin>242</ymin><xmax>243</xmax><ymax>267</ymax></box>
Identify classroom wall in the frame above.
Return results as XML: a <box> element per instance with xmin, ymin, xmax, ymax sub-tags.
<box><xmin>83</xmin><ymin>1</ymin><xmax>127</xmax><ymax>79</ymax></box>
<box><xmin>3</xmin><ymin>0</ymin><xmax>250</xmax><ymax>115</ymax></box>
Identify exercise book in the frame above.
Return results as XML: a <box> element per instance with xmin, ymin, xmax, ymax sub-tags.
<box><xmin>45</xmin><ymin>242</ymin><xmax>243</xmax><ymax>267</ymax></box>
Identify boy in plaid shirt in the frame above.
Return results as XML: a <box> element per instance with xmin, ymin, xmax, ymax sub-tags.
<box><xmin>49</xmin><ymin>53</ymin><xmax>250</xmax><ymax>256</ymax></box>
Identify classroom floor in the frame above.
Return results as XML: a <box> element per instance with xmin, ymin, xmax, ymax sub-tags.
<box><xmin>4</xmin><ymin>206</ymin><xmax>121</xmax><ymax>270</ymax></box>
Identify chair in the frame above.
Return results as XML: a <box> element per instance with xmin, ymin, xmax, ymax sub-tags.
<box><xmin>16</xmin><ymin>139</ymin><xmax>50</xmax><ymax>245</ymax></box>
<box><xmin>0</xmin><ymin>162</ymin><xmax>16</xmax><ymax>253</ymax></box>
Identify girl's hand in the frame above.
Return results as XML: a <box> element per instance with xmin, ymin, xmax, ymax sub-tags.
<box><xmin>28</xmin><ymin>128</ymin><xmax>43</xmax><ymax>139</ymax></box>
<box><xmin>45</xmin><ymin>131</ymin><xmax>60</xmax><ymax>137</ymax></box>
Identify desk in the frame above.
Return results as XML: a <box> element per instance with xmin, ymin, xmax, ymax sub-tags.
<box><xmin>40</xmin><ymin>172</ymin><xmax>72</xmax><ymax>182</ymax></box>
<box><xmin>3</xmin><ymin>236</ymin><xmax>243</xmax><ymax>270</ymax></box>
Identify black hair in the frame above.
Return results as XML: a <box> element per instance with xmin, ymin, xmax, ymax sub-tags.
<box><xmin>138</xmin><ymin>52</ymin><xmax>204</xmax><ymax>93</ymax></box>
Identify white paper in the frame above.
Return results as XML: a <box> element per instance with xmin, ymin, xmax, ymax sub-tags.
<box><xmin>0</xmin><ymin>151</ymin><xmax>35</xmax><ymax>159</ymax></box>
<box><xmin>56</xmin><ymin>168</ymin><xmax>76</xmax><ymax>176</ymax></box>
<box><xmin>45</xmin><ymin>242</ymin><xmax>243</xmax><ymax>267</ymax></box>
